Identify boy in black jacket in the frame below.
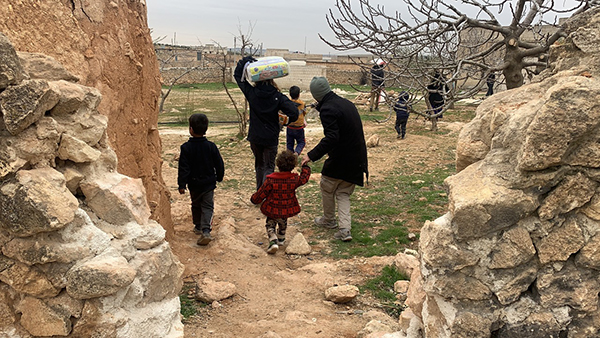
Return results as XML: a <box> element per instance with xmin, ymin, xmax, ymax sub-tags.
<box><xmin>178</xmin><ymin>114</ymin><xmax>225</xmax><ymax>246</ymax></box>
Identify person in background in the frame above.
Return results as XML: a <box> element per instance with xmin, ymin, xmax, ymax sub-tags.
<box><xmin>286</xmin><ymin>85</ymin><xmax>308</xmax><ymax>155</ymax></box>
<box><xmin>234</xmin><ymin>56</ymin><xmax>299</xmax><ymax>190</ymax></box>
<box><xmin>251</xmin><ymin>150</ymin><xmax>311</xmax><ymax>254</ymax></box>
<box><xmin>302</xmin><ymin>77</ymin><xmax>369</xmax><ymax>242</ymax></box>
<box><xmin>427</xmin><ymin>70</ymin><xmax>448</xmax><ymax>131</ymax></box>
<box><xmin>369</xmin><ymin>60</ymin><xmax>385</xmax><ymax>112</ymax></box>
<box><xmin>486</xmin><ymin>72</ymin><xmax>496</xmax><ymax>96</ymax></box>
<box><xmin>394</xmin><ymin>91</ymin><xmax>411</xmax><ymax>139</ymax></box>
<box><xmin>178</xmin><ymin>113</ymin><xmax>225</xmax><ymax>246</ymax></box>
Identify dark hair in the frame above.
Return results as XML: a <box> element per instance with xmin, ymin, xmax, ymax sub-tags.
<box><xmin>276</xmin><ymin>150</ymin><xmax>297</xmax><ymax>172</ymax></box>
<box><xmin>189</xmin><ymin>113</ymin><xmax>208</xmax><ymax>135</ymax></box>
<box><xmin>289</xmin><ymin>86</ymin><xmax>300</xmax><ymax>99</ymax></box>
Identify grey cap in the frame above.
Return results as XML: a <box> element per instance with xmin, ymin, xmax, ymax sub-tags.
<box><xmin>309</xmin><ymin>76</ymin><xmax>331</xmax><ymax>101</ymax></box>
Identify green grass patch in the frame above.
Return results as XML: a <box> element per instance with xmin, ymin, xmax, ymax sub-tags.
<box><xmin>319</xmin><ymin>165</ymin><xmax>452</xmax><ymax>259</ymax></box>
<box><xmin>179</xmin><ymin>282</ymin><xmax>204</xmax><ymax>321</ymax></box>
<box><xmin>360</xmin><ymin>265</ymin><xmax>408</xmax><ymax>318</ymax></box>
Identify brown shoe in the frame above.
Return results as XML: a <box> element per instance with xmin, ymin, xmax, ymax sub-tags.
<box><xmin>197</xmin><ymin>232</ymin><xmax>213</xmax><ymax>246</ymax></box>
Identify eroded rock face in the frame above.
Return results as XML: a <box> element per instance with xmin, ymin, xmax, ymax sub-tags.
<box><xmin>414</xmin><ymin>8</ymin><xmax>600</xmax><ymax>338</ymax></box>
<box><xmin>0</xmin><ymin>0</ymin><xmax>174</xmax><ymax>237</ymax></box>
<box><xmin>0</xmin><ymin>35</ymin><xmax>184</xmax><ymax>337</ymax></box>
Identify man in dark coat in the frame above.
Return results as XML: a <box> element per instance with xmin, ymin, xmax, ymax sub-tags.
<box><xmin>302</xmin><ymin>77</ymin><xmax>369</xmax><ymax>242</ymax></box>
<box><xmin>234</xmin><ymin>56</ymin><xmax>298</xmax><ymax>190</ymax></box>
<box><xmin>369</xmin><ymin>61</ymin><xmax>385</xmax><ymax>112</ymax></box>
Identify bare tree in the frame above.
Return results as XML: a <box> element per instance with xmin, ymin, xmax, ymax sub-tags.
<box><xmin>322</xmin><ymin>0</ymin><xmax>592</xmax><ymax>122</ymax></box>
<box><xmin>215</xmin><ymin>20</ymin><xmax>263</xmax><ymax>138</ymax></box>
<box><xmin>155</xmin><ymin>43</ymin><xmax>205</xmax><ymax>114</ymax></box>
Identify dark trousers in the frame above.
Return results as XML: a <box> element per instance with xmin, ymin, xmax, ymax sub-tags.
<box><xmin>286</xmin><ymin>127</ymin><xmax>306</xmax><ymax>155</ymax></box>
<box><xmin>189</xmin><ymin>189</ymin><xmax>214</xmax><ymax>232</ymax></box>
<box><xmin>266</xmin><ymin>217</ymin><xmax>287</xmax><ymax>241</ymax></box>
<box><xmin>395</xmin><ymin>117</ymin><xmax>408</xmax><ymax>137</ymax></box>
<box><xmin>250</xmin><ymin>142</ymin><xmax>278</xmax><ymax>190</ymax></box>
<box><xmin>486</xmin><ymin>83</ymin><xmax>494</xmax><ymax>96</ymax></box>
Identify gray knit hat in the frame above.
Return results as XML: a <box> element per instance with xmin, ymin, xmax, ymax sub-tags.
<box><xmin>310</xmin><ymin>76</ymin><xmax>331</xmax><ymax>101</ymax></box>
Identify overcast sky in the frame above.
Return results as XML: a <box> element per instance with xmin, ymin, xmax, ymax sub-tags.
<box><xmin>145</xmin><ymin>0</ymin><xmax>579</xmax><ymax>55</ymax></box>
<box><xmin>145</xmin><ymin>0</ymin><xmax>400</xmax><ymax>55</ymax></box>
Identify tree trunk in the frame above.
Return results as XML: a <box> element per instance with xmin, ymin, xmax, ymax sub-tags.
<box><xmin>503</xmin><ymin>46</ymin><xmax>524</xmax><ymax>89</ymax></box>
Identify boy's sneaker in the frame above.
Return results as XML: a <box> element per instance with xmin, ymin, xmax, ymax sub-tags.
<box><xmin>193</xmin><ymin>227</ymin><xmax>203</xmax><ymax>235</ymax></box>
<box><xmin>314</xmin><ymin>217</ymin><xmax>338</xmax><ymax>229</ymax></box>
<box><xmin>197</xmin><ymin>232</ymin><xmax>213</xmax><ymax>246</ymax></box>
<box><xmin>277</xmin><ymin>237</ymin><xmax>286</xmax><ymax>246</ymax></box>
<box><xmin>333</xmin><ymin>229</ymin><xmax>353</xmax><ymax>242</ymax></box>
<box><xmin>266</xmin><ymin>240</ymin><xmax>279</xmax><ymax>254</ymax></box>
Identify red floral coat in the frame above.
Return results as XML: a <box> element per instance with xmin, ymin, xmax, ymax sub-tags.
<box><xmin>250</xmin><ymin>166</ymin><xmax>311</xmax><ymax>219</ymax></box>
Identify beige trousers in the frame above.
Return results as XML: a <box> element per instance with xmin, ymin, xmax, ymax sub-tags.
<box><xmin>320</xmin><ymin>175</ymin><xmax>356</xmax><ymax>230</ymax></box>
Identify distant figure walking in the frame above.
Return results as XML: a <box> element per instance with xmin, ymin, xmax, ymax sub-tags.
<box><xmin>369</xmin><ymin>59</ymin><xmax>385</xmax><ymax>112</ymax></box>
<box><xmin>486</xmin><ymin>72</ymin><xmax>496</xmax><ymax>96</ymax></box>
<box><xmin>427</xmin><ymin>71</ymin><xmax>448</xmax><ymax>131</ymax></box>
<box><xmin>394</xmin><ymin>91</ymin><xmax>411</xmax><ymax>140</ymax></box>
<box><xmin>286</xmin><ymin>85</ymin><xmax>308</xmax><ymax>155</ymax></box>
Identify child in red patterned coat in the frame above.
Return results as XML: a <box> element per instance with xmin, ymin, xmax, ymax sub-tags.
<box><xmin>251</xmin><ymin>150</ymin><xmax>311</xmax><ymax>254</ymax></box>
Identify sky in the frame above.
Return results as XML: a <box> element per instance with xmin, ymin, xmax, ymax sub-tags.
<box><xmin>145</xmin><ymin>0</ymin><xmax>400</xmax><ymax>55</ymax></box>
<box><xmin>145</xmin><ymin>0</ymin><xmax>581</xmax><ymax>55</ymax></box>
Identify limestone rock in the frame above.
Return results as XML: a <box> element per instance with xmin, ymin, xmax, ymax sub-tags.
<box><xmin>18</xmin><ymin>296</ymin><xmax>71</xmax><ymax>336</ymax></box>
<box><xmin>0</xmin><ymin>284</ymin><xmax>16</xmax><ymax>326</ymax></box>
<box><xmin>0</xmin><ymin>167</ymin><xmax>78</xmax><ymax>237</ymax></box>
<box><xmin>2</xmin><ymin>209</ymin><xmax>111</xmax><ymax>265</ymax></box>
<box><xmin>367</xmin><ymin>134</ymin><xmax>380</xmax><ymax>147</ymax></box>
<box><xmin>80</xmin><ymin>173</ymin><xmax>151</xmax><ymax>225</ymax></box>
<box><xmin>357</xmin><ymin>320</ymin><xmax>393</xmax><ymax>338</ymax></box>
<box><xmin>445</xmin><ymin>165</ymin><xmax>539</xmax><ymax>240</ymax></box>
<box><xmin>195</xmin><ymin>277</ymin><xmax>236</xmax><ymax>303</ymax></box>
<box><xmin>125</xmin><ymin>242</ymin><xmax>184</xmax><ymax>306</ymax></box>
<box><xmin>535</xmin><ymin>215</ymin><xmax>585</xmax><ymax>264</ymax></box>
<box><xmin>18</xmin><ymin>52</ymin><xmax>79</xmax><ymax>82</ymax></box>
<box><xmin>419</xmin><ymin>215</ymin><xmax>479</xmax><ymax>272</ymax></box>
<box><xmin>9</xmin><ymin>116</ymin><xmax>61</xmax><ymax>168</ymax></box>
<box><xmin>58</xmin><ymin>133</ymin><xmax>102</xmax><ymax>163</ymax></box>
<box><xmin>0</xmin><ymin>260</ymin><xmax>60</xmax><ymax>298</ymax></box>
<box><xmin>393</xmin><ymin>252</ymin><xmax>419</xmax><ymax>277</ymax></box>
<box><xmin>575</xmin><ymin>232</ymin><xmax>600</xmax><ymax>270</ymax></box>
<box><xmin>518</xmin><ymin>78</ymin><xmax>600</xmax><ymax>171</ymax></box>
<box><xmin>66</xmin><ymin>254</ymin><xmax>137</xmax><ymax>299</ymax></box>
<box><xmin>405</xmin><ymin>266</ymin><xmax>425</xmax><ymax>319</ymax></box>
<box><xmin>538</xmin><ymin>173</ymin><xmax>597</xmax><ymax>220</ymax></box>
<box><xmin>0</xmin><ymin>79</ymin><xmax>59</xmax><ymax>135</ymax></box>
<box><xmin>48</xmin><ymin>79</ymin><xmax>102</xmax><ymax>116</ymax></box>
<box><xmin>394</xmin><ymin>280</ymin><xmax>410</xmax><ymax>294</ymax></box>
<box><xmin>45</xmin><ymin>290</ymin><xmax>84</xmax><ymax>319</ymax></box>
<box><xmin>537</xmin><ymin>262</ymin><xmax>600</xmax><ymax>312</ymax></box>
<box><xmin>0</xmin><ymin>33</ymin><xmax>26</xmax><ymax>89</ymax></box>
<box><xmin>324</xmin><ymin>284</ymin><xmax>359</xmax><ymax>303</ymax></box>
<box><xmin>285</xmin><ymin>232</ymin><xmax>312</xmax><ymax>255</ymax></box>
<box><xmin>489</xmin><ymin>227</ymin><xmax>536</xmax><ymax>269</ymax></box>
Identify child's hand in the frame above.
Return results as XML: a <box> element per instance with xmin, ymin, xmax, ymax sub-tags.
<box><xmin>178</xmin><ymin>188</ymin><xmax>185</xmax><ymax>195</ymax></box>
<box><xmin>301</xmin><ymin>154</ymin><xmax>311</xmax><ymax>166</ymax></box>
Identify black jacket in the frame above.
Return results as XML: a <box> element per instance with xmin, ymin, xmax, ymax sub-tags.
<box><xmin>394</xmin><ymin>92</ymin><xmax>411</xmax><ymax>119</ymax></box>
<box><xmin>178</xmin><ymin>137</ymin><xmax>225</xmax><ymax>193</ymax></box>
<box><xmin>307</xmin><ymin>91</ymin><xmax>368</xmax><ymax>186</ymax></box>
<box><xmin>234</xmin><ymin>56</ymin><xmax>298</xmax><ymax>146</ymax></box>
<box><xmin>371</xmin><ymin>65</ymin><xmax>385</xmax><ymax>88</ymax></box>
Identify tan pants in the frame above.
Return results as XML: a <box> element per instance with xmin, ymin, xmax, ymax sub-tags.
<box><xmin>369</xmin><ymin>87</ymin><xmax>382</xmax><ymax>110</ymax></box>
<box><xmin>320</xmin><ymin>175</ymin><xmax>356</xmax><ymax>230</ymax></box>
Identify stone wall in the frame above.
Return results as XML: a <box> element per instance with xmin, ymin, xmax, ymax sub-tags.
<box><xmin>410</xmin><ymin>8</ymin><xmax>600</xmax><ymax>338</ymax></box>
<box><xmin>0</xmin><ymin>0</ymin><xmax>174</xmax><ymax>237</ymax></box>
<box><xmin>0</xmin><ymin>34</ymin><xmax>184</xmax><ymax>337</ymax></box>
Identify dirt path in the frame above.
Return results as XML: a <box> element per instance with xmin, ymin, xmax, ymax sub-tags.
<box><xmin>160</xmin><ymin>117</ymin><xmax>462</xmax><ymax>338</ymax></box>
